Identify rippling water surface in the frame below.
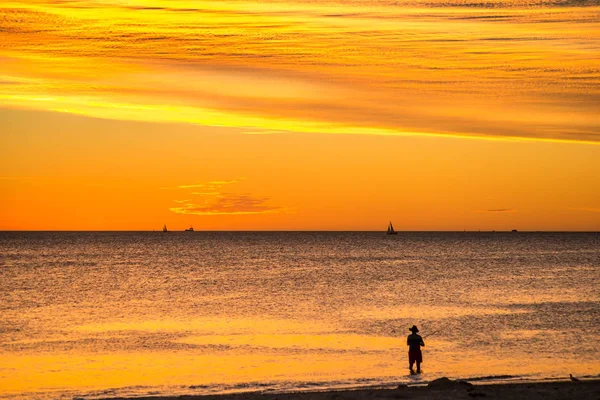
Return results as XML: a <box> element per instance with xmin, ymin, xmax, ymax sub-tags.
<box><xmin>1</xmin><ymin>231</ymin><xmax>599</xmax><ymax>398</ymax></box>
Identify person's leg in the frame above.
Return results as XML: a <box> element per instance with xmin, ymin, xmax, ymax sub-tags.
<box><xmin>416</xmin><ymin>360</ymin><xmax>421</xmax><ymax>373</ymax></box>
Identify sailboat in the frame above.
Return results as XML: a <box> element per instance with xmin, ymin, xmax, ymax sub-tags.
<box><xmin>162</xmin><ymin>224</ymin><xmax>168</xmax><ymax>232</ymax></box>
<box><xmin>387</xmin><ymin>221</ymin><xmax>398</xmax><ymax>235</ymax></box>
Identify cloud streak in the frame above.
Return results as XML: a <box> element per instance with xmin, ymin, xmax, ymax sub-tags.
<box><xmin>569</xmin><ymin>207</ymin><xmax>600</xmax><ymax>213</ymax></box>
<box><xmin>0</xmin><ymin>0</ymin><xmax>598</xmax><ymax>142</ymax></box>
<box><xmin>167</xmin><ymin>179</ymin><xmax>289</xmax><ymax>216</ymax></box>
<box><xmin>161</xmin><ymin>180</ymin><xmax>243</xmax><ymax>190</ymax></box>
<box><xmin>170</xmin><ymin>194</ymin><xmax>285</xmax><ymax>216</ymax></box>
<box><xmin>474</xmin><ymin>209</ymin><xmax>517</xmax><ymax>213</ymax></box>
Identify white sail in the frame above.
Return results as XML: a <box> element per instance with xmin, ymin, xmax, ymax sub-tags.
<box><xmin>387</xmin><ymin>221</ymin><xmax>397</xmax><ymax>234</ymax></box>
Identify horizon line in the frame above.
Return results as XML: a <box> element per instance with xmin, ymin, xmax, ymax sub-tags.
<box><xmin>1</xmin><ymin>230</ymin><xmax>598</xmax><ymax>233</ymax></box>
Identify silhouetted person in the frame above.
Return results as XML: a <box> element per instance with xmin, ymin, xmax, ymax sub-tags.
<box><xmin>407</xmin><ymin>325</ymin><xmax>424</xmax><ymax>373</ymax></box>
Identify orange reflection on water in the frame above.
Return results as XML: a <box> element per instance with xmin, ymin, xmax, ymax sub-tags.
<box><xmin>1</xmin><ymin>308</ymin><xmax>599</xmax><ymax>398</ymax></box>
<box><xmin>71</xmin><ymin>317</ymin><xmax>335</xmax><ymax>335</ymax></box>
<box><xmin>176</xmin><ymin>333</ymin><xmax>400</xmax><ymax>351</ymax></box>
<box><xmin>2</xmin><ymin>332</ymin><xmax>595</xmax><ymax>396</ymax></box>
<box><xmin>344</xmin><ymin>305</ymin><xmax>527</xmax><ymax>320</ymax></box>
<box><xmin>0</xmin><ymin>349</ymin><xmax>403</xmax><ymax>394</ymax></box>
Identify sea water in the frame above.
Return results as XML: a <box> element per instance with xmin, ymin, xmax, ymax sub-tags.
<box><xmin>1</xmin><ymin>231</ymin><xmax>599</xmax><ymax>398</ymax></box>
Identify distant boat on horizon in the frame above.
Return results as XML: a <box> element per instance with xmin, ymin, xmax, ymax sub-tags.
<box><xmin>162</xmin><ymin>224</ymin><xmax>168</xmax><ymax>233</ymax></box>
<box><xmin>185</xmin><ymin>226</ymin><xmax>194</xmax><ymax>232</ymax></box>
<box><xmin>387</xmin><ymin>221</ymin><xmax>398</xmax><ymax>235</ymax></box>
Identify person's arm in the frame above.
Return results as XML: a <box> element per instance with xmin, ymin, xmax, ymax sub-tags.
<box><xmin>407</xmin><ymin>336</ymin><xmax>410</xmax><ymax>346</ymax></box>
<box><xmin>420</xmin><ymin>337</ymin><xmax>425</xmax><ymax>347</ymax></box>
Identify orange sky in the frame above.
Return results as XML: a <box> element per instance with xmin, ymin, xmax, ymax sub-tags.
<box><xmin>1</xmin><ymin>0</ymin><xmax>599</xmax><ymax>230</ymax></box>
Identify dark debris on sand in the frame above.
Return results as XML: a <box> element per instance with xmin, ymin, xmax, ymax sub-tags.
<box><xmin>100</xmin><ymin>379</ymin><xmax>600</xmax><ymax>400</ymax></box>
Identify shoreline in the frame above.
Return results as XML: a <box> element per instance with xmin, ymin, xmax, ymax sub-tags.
<box><xmin>99</xmin><ymin>379</ymin><xmax>600</xmax><ymax>400</ymax></box>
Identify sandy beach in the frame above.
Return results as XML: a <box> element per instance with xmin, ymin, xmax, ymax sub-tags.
<box><xmin>101</xmin><ymin>379</ymin><xmax>600</xmax><ymax>400</ymax></box>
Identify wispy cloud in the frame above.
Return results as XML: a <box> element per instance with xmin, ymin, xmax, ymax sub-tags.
<box><xmin>569</xmin><ymin>207</ymin><xmax>600</xmax><ymax>213</ymax></box>
<box><xmin>0</xmin><ymin>1</ymin><xmax>598</xmax><ymax>142</ymax></box>
<box><xmin>161</xmin><ymin>179</ymin><xmax>243</xmax><ymax>190</ymax></box>
<box><xmin>170</xmin><ymin>194</ymin><xmax>285</xmax><ymax>216</ymax></box>
<box><xmin>167</xmin><ymin>179</ymin><xmax>290</xmax><ymax>216</ymax></box>
<box><xmin>474</xmin><ymin>209</ymin><xmax>517</xmax><ymax>213</ymax></box>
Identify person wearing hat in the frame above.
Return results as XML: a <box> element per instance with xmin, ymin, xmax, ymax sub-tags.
<box><xmin>407</xmin><ymin>325</ymin><xmax>425</xmax><ymax>373</ymax></box>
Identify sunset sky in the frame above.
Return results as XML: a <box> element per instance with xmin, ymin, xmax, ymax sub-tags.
<box><xmin>1</xmin><ymin>0</ymin><xmax>599</xmax><ymax>231</ymax></box>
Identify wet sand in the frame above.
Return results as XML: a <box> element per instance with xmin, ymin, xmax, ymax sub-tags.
<box><xmin>102</xmin><ymin>379</ymin><xmax>600</xmax><ymax>400</ymax></box>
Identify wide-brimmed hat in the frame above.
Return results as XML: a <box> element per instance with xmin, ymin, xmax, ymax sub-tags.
<box><xmin>409</xmin><ymin>325</ymin><xmax>419</xmax><ymax>333</ymax></box>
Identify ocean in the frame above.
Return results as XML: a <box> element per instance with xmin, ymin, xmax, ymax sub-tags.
<box><xmin>1</xmin><ymin>231</ymin><xmax>599</xmax><ymax>399</ymax></box>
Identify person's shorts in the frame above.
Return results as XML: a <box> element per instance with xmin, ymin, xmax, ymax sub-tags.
<box><xmin>409</xmin><ymin>349</ymin><xmax>422</xmax><ymax>363</ymax></box>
